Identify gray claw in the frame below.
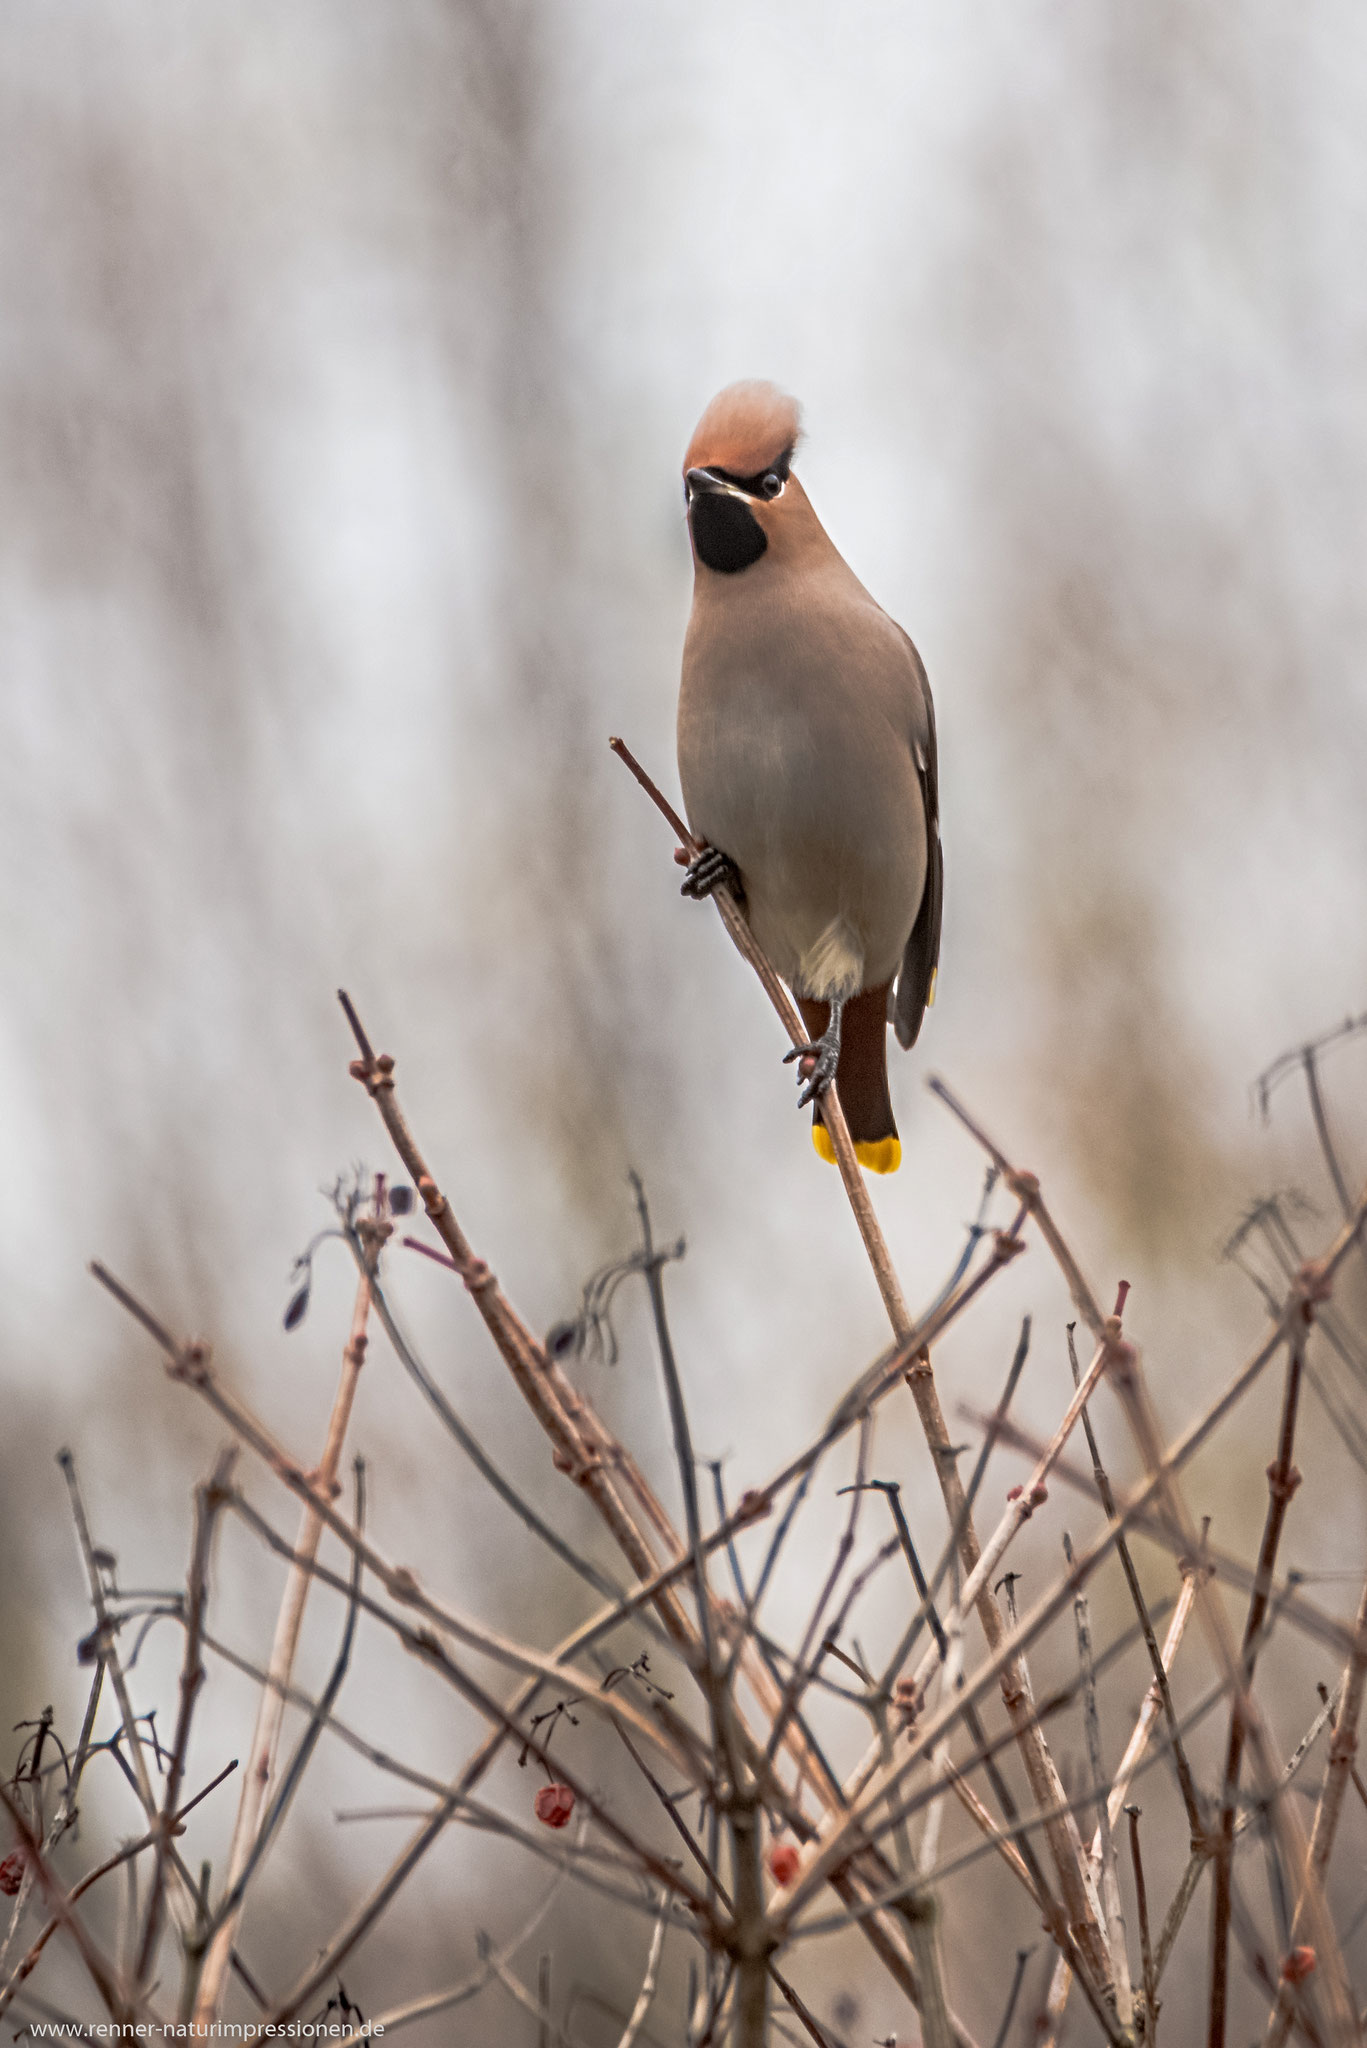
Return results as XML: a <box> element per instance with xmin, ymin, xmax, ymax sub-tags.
<box><xmin>783</xmin><ymin>1037</ymin><xmax>838</xmax><ymax>1105</ymax></box>
<box><xmin>681</xmin><ymin>846</ymin><xmax>741</xmax><ymax>902</ymax></box>
<box><xmin>782</xmin><ymin>996</ymin><xmax>845</xmax><ymax>1108</ymax></box>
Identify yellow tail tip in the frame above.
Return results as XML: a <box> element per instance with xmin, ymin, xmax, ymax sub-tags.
<box><xmin>811</xmin><ymin>1125</ymin><xmax>902</xmax><ymax>1175</ymax></box>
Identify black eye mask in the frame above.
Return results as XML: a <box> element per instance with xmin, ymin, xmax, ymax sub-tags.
<box><xmin>710</xmin><ymin>446</ymin><xmax>792</xmax><ymax>499</ymax></box>
<box><xmin>687</xmin><ymin>445</ymin><xmax>793</xmax><ymax>573</ymax></box>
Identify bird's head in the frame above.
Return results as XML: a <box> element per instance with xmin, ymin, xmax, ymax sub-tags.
<box><xmin>682</xmin><ymin>381</ymin><xmax>808</xmax><ymax>576</ymax></box>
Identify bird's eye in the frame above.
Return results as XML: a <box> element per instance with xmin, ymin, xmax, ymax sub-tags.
<box><xmin>760</xmin><ymin>471</ymin><xmax>783</xmax><ymax>499</ymax></box>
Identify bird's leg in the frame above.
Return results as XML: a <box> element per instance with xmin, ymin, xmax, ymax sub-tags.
<box><xmin>680</xmin><ymin>842</ymin><xmax>744</xmax><ymax>903</ymax></box>
<box><xmin>783</xmin><ymin>996</ymin><xmax>844</xmax><ymax>1108</ymax></box>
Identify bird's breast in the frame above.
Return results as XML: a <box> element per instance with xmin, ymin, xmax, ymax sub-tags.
<box><xmin>677</xmin><ymin>593</ymin><xmax>927</xmax><ymax>992</ymax></box>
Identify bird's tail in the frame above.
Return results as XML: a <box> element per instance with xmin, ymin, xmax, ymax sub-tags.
<box><xmin>798</xmin><ymin>984</ymin><xmax>901</xmax><ymax>1175</ymax></box>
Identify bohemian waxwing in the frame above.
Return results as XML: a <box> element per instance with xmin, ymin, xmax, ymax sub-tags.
<box><xmin>676</xmin><ymin>381</ymin><xmax>942</xmax><ymax>1174</ymax></box>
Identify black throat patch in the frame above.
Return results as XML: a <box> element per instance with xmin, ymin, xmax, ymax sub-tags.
<box><xmin>690</xmin><ymin>491</ymin><xmax>768</xmax><ymax>574</ymax></box>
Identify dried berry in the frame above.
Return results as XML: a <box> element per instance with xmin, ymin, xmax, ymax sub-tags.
<box><xmin>767</xmin><ymin>1842</ymin><xmax>800</xmax><ymax>1886</ymax></box>
<box><xmin>0</xmin><ymin>1851</ymin><xmax>25</xmax><ymax>1897</ymax></box>
<box><xmin>1280</xmin><ymin>1946</ymin><xmax>1316</xmax><ymax>1984</ymax></box>
<box><xmin>534</xmin><ymin>1783</ymin><xmax>575</xmax><ymax>1829</ymax></box>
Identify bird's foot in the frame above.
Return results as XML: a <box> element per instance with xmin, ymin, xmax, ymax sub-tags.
<box><xmin>680</xmin><ymin>844</ymin><xmax>742</xmax><ymax>902</ymax></box>
<box><xmin>783</xmin><ymin>1032</ymin><xmax>839</xmax><ymax>1108</ymax></box>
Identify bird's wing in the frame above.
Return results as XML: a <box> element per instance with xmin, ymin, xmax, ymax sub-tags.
<box><xmin>892</xmin><ymin>632</ymin><xmax>943</xmax><ymax>1050</ymax></box>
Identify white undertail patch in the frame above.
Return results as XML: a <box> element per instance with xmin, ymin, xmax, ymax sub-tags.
<box><xmin>797</xmin><ymin>917</ymin><xmax>863</xmax><ymax>1003</ymax></box>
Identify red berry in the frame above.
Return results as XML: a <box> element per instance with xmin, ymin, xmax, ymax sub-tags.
<box><xmin>534</xmin><ymin>1783</ymin><xmax>575</xmax><ymax>1829</ymax></box>
<box><xmin>768</xmin><ymin>1842</ymin><xmax>800</xmax><ymax>1886</ymax></box>
<box><xmin>0</xmin><ymin>1851</ymin><xmax>25</xmax><ymax>1897</ymax></box>
<box><xmin>1280</xmin><ymin>1946</ymin><xmax>1316</xmax><ymax>1984</ymax></box>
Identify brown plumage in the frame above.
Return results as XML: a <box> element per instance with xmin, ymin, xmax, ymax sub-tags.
<box><xmin>676</xmin><ymin>381</ymin><xmax>942</xmax><ymax>1173</ymax></box>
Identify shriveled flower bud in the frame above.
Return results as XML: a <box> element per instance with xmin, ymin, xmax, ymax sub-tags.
<box><xmin>893</xmin><ymin>1676</ymin><xmax>922</xmax><ymax>1731</ymax></box>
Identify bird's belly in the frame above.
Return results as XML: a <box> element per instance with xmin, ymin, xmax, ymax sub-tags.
<box><xmin>680</xmin><ymin>691</ymin><xmax>926</xmax><ymax>997</ymax></box>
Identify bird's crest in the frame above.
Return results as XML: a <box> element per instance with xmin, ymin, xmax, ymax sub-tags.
<box><xmin>684</xmin><ymin>381</ymin><xmax>802</xmax><ymax>480</ymax></box>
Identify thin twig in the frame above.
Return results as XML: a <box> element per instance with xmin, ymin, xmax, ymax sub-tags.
<box><xmin>135</xmin><ymin>1445</ymin><xmax>237</xmax><ymax>1985</ymax></box>
<box><xmin>204</xmin><ymin>1461</ymin><xmax>368</xmax><ymax>1942</ymax></box>
<box><xmin>1265</xmin><ymin>1564</ymin><xmax>1367</xmax><ymax>2045</ymax></box>
<box><xmin>1127</xmin><ymin>1807</ymin><xmax>1157</xmax><ymax>2043</ymax></box>
<box><xmin>1040</xmin><ymin>1548</ymin><xmax>1203</xmax><ymax>2041</ymax></box>
<box><xmin>615</xmin><ymin>1903</ymin><xmax>668</xmax><ymax>2048</ymax></box>
<box><xmin>1210</xmin><ymin>1333</ymin><xmax>1307</xmax><ymax>2040</ymax></box>
<box><xmin>195</xmin><ymin>1192</ymin><xmax>380</xmax><ymax>2027</ymax></box>
<box><xmin>1066</xmin><ymin>1319</ymin><xmax>1203</xmax><ymax>1839</ymax></box>
<box><xmin>1063</xmin><ymin>1530</ymin><xmax>1132</xmax><ymax>2026</ymax></box>
<box><xmin>57</xmin><ymin>1452</ymin><xmax>159</xmax><ymax>1820</ymax></box>
<box><xmin>991</xmin><ymin>1949</ymin><xmax>1033</xmax><ymax>2048</ymax></box>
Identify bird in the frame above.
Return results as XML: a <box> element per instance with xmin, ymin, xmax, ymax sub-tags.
<box><xmin>675</xmin><ymin>380</ymin><xmax>942</xmax><ymax>1174</ymax></box>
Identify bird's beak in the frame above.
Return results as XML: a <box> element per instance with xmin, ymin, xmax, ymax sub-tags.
<box><xmin>685</xmin><ymin>467</ymin><xmax>751</xmax><ymax>505</ymax></box>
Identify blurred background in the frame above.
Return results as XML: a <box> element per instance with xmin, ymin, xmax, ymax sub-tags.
<box><xmin>3</xmin><ymin>1</ymin><xmax>1367</xmax><ymax>2039</ymax></box>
